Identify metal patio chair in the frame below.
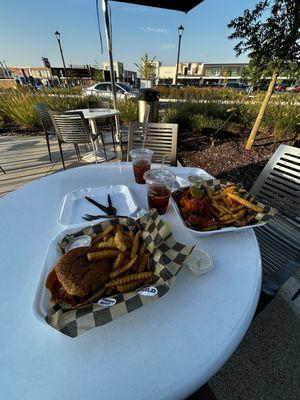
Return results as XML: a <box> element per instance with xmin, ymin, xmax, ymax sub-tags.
<box><xmin>50</xmin><ymin>111</ymin><xmax>99</xmax><ymax>170</ymax></box>
<box><xmin>35</xmin><ymin>103</ymin><xmax>56</xmax><ymax>162</ymax></box>
<box><xmin>250</xmin><ymin>144</ymin><xmax>300</xmax><ymax>296</ymax></box>
<box><xmin>127</xmin><ymin>122</ymin><xmax>178</xmax><ymax>166</ymax></box>
<box><xmin>94</xmin><ymin>116</ymin><xmax>116</xmax><ymax>161</ymax></box>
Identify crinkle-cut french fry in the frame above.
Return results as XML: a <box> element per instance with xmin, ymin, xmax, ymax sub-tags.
<box><xmin>105</xmin><ymin>271</ymin><xmax>153</xmax><ymax>288</ymax></box>
<box><xmin>114</xmin><ymin>232</ymin><xmax>127</xmax><ymax>252</ymax></box>
<box><xmin>87</xmin><ymin>249</ymin><xmax>119</xmax><ymax>262</ymax></box>
<box><xmin>102</xmin><ymin>225</ymin><xmax>114</xmax><ymax>236</ymax></box>
<box><xmin>103</xmin><ymin>234</ymin><xmax>113</xmax><ymax>242</ymax></box>
<box><xmin>137</xmin><ymin>254</ymin><xmax>149</xmax><ymax>273</ymax></box>
<box><xmin>112</xmin><ymin>252</ymin><xmax>125</xmax><ymax>271</ymax></box>
<box><xmin>116</xmin><ymin>280</ymin><xmax>144</xmax><ymax>293</ymax></box>
<box><xmin>109</xmin><ymin>255</ymin><xmax>138</xmax><ymax>279</ymax></box>
<box><xmin>129</xmin><ymin>231</ymin><xmax>135</xmax><ymax>239</ymax></box>
<box><xmin>222</xmin><ymin>185</ymin><xmax>236</xmax><ymax>194</ymax></box>
<box><xmin>116</xmin><ymin>224</ymin><xmax>122</xmax><ymax>234</ymax></box>
<box><xmin>97</xmin><ymin>238</ymin><xmax>116</xmax><ymax>249</ymax></box>
<box><xmin>140</xmin><ymin>246</ymin><xmax>147</xmax><ymax>255</ymax></box>
<box><xmin>227</xmin><ymin>193</ymin><xmax>264</xmax><ymax>212</ymax></box>
<box><xmin>131</xmin><ymin>232</ymin><xmax>140</xmax><ymax>258</ymax></box>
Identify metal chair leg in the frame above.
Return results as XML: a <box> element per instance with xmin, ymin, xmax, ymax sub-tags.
<box><xmin>45</xmin><ymin>133</ymin><xmax>52</xmax><ymax>162</ymax></box>
<box><xmin>91</xmin><ymin>141</ymin><xmax>98</xmax><ymax>164</ymax></box>
<box><xmin>58</xmin><ymin>141</ymin><xmax>66</xmax><ymax>170</ymax></box>
<box><xmin>110</xmin><ymin>122</ymin><xmax>116</xmax><ymax>153</ymax></box>
<box><xmin>99</xmin><ymin>132</ymin><xmax>108</xmax><ymax>162</ymax></box>
<box><xmin>74</xmin><ymin>144</ymin><xmax>81</xmax><ymax>165</ymax></box>
<box><xmin>0</xmin><ymin>165</ymin><xmax>6</xmax><ymax>174</ymax></box>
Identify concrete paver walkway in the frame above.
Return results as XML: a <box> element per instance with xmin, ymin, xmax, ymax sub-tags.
<box><xmin>0</xmin><ymin>135</ymin><xmax>115</xmax><ymax>197</ymax></box>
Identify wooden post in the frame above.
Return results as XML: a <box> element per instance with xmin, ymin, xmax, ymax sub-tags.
<box><xmin>245</xmin><ymin>71</ymin><xmax>278</xmax><ymax>150</ymax></box>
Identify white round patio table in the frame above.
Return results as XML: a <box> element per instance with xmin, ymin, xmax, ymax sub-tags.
<box><xmin>0</xmin><ymin>163</ymin><xmax>261</xmax><ymax>400</ymax></box>
<box><xmin>69</xmin><ymin>108</ymin><xmax>120</xmax><ymax>162</ymax></box>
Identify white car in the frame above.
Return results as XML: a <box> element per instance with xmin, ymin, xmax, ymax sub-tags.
<box><xmin>82</xmin><ymin>82</ymin><xmax>139</xmax><ymax>99</ymax></box>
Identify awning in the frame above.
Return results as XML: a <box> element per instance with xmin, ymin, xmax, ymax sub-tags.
<box><xmin>110</xmin><ymin>0</ymin><xmax>204</xmax><ymax>13</ymax></box>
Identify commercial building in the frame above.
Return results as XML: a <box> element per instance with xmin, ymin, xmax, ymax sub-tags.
<box><xmin>157</xmin><ymin>61</ymin><xmax>248</xmax><ymax>86</ymax></box>
<box><xmin>6</xmin><ymin>65</ymin><xmax>93</xmax><ymax>86</ymax></box>
<box><xmin>103</xmin><ymin>61</ymin><xmax>137</xmax><ymax>85</ymax></box>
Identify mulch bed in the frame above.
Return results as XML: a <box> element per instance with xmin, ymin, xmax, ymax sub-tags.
<box><xmin>178</xmin><ymin>129</ymin><xmax>296</xmax><ymax>191</ymax></box>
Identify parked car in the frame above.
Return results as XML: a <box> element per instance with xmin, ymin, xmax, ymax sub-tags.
<box><xmin>225</xmin><ymin>82</ymin><xmax>249</xmax><ymax>92</ymax></box>
<box><xmin>274</xmin><ymin>83</ymin><xmax>289</xmax><ymax>92</ymax></box>
<box><xmin>82</xmin><ymin>82</ymin><xmax>139</xmax><ymax>99</ymax></box>
<box><xmin>285</xmin><ymin>85</ymin><xmax>300</xmax><ymax>93</ymax></box>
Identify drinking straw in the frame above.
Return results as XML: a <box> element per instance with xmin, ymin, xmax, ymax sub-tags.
<box><xmin>160</xmin><ymin>155</ymin><xmax>166</xmax><ymax>175</ymax></box>
<box><xmin>142</xmin><ymin>132</ymin><xmax>147</xmax><ymax>149</ymax></box>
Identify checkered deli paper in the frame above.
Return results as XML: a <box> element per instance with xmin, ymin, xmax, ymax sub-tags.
<box><xmin>172</xmin><ymin>179</ymin><xmax>277</xmax><ymax>230</ymax></box>
<box><xmin>45</xmin><ymin>209</ymin><xmax>193</xmax><ymax>337</ymax></box>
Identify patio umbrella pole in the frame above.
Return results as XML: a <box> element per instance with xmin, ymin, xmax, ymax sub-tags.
<box><xmin>102</xmin><ymin>0</ymin><xmax>122</xmax><ymax>154</ymax></box>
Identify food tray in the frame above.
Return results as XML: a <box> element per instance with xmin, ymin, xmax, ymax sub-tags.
<box><xmin>33</xmin><ymin>210</ymin><xmax>193</xmax><ymax>337</ymax></box>
<box><xmin>58</xmin><ymin>185</ymin><xmax>138</xmax><ymax>227</ymax></box>
<box><xmin>172</xmin><ymin>179</ymin><xmax>277</xmax><ymax>237</ymax></box>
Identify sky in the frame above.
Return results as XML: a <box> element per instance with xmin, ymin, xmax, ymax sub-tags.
<box><xmin>0</xmin><ymin>0</ymin><xmax>259</xmax><ymax>71</ymax></box>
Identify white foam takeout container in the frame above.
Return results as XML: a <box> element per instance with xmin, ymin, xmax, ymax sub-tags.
<box><xmin>58</xmin><ymin>185</ymin><xmax>138</xmax><ymax>227</ymax></box>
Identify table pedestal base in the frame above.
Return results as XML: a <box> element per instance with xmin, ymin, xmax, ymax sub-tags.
<box><xmin>82</xmin><ymin>150</ymin><xmax>116</xmax><ymax>163</ymax></box>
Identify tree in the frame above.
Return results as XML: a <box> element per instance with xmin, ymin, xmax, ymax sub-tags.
<box><xmin>228</xmin><ymin>0</ymin><xmax>300</xmax><ymax>150</ymax></box>
<box><xmin>92</xmin><ymin>68</ymin><xmax>104</xmax><ymax>82</ymax></box>
<box><xmin>92</xmin><ymin>61</ymin><xmax>104</xmax><ymax>82</ymax></box>
<box><xmin>135</xmin><ymin>53</ymin><xmax>157</xmax><ymax>80</ymax></box>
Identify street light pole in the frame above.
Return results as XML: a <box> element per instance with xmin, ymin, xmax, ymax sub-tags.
<box><xmin>174</xmin><ymin>25</ymin><xmax>184</xmax><ymax>86</ymax></box>
<box><xmin>55</xmin><ymin>31</ymin><xmax>69</xmax><ymax>87</ymax></box>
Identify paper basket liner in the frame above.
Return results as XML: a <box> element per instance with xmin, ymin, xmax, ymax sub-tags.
<box><xmin>172</xmin><ymin>179</ymin><xmax>277</xmax><ymax>231</ymax></box>
<box><xmin>45</xmin><ymin>209</ymin><xmax>193</xmax><ymax>337</ymax></box>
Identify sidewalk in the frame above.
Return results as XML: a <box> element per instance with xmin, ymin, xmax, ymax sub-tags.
<box><xmin>0</xmin><ymin>135</ymin><xmax>115</xmax><ymax>196</ymax></box>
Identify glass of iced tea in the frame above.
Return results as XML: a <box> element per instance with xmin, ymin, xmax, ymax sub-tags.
<box><xmin>130</xmin><ymin>148</ymin><xmax>153</xmax><ymax>184</ymax></box>
<box><xmin>144</xmin><ymin>168</ymin><xmax>176</xmax><ymax>214</ymax></box>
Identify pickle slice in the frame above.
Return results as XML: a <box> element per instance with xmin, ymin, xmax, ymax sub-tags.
<box><xmin>190</xmin><ymin>186</ymin><xmax>205</xmax><ymax>199</ymax></box>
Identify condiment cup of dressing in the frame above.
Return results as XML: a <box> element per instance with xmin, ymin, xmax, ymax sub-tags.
<box><xmin>185</xmin><ymin>249</ymin><xmax>213</xmax><ymax>275</ymax></box>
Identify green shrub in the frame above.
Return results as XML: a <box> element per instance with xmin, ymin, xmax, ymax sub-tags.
<box><xmin>162</xmin><ymin>100</ymin><xmax>299</xmax><ymax>139</ymax></box>
<box><xmin>0</xmin><ymin>89</ymin><xmax>108</xmax><ymax>129</ymax></box>
<box><xmin>117</xmin><ymin>99</ymin><xmax>137</xmax><ymax>124</ymax></box>
<box><xmin>155</xmin><ymin>86</ymin><xmax>247</xmax><ymax>102</ymax></box>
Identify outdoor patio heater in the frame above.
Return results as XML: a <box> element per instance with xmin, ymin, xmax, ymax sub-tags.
<box><xmin>101</xmin><ymin>0</ymin><xmax>205</xmax><ymax>110</ymax></box>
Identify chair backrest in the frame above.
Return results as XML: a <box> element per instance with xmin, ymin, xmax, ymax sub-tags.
<box><xmin>127</xmin><ymin>122</ymin><xmax>178</xmax><ymax>166</ymax></box>
<box><xmin>250</xmin><ymin>144</ymin><xmax>300</xmax><ymax>216</ymax></box>
<box><xmin>35</xmin><ymin>103</ymin><xmax>54</xmax><ymax>134</ymax></box>
<box><xmin>50</xmin><ymin>111</ymin><xmax>91</xmax><ymax>144</ymax></box>
<box><xmin>143</xmin><ymin>104</ymin><xmax>151</xmax><ymax>123</ymax></box>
